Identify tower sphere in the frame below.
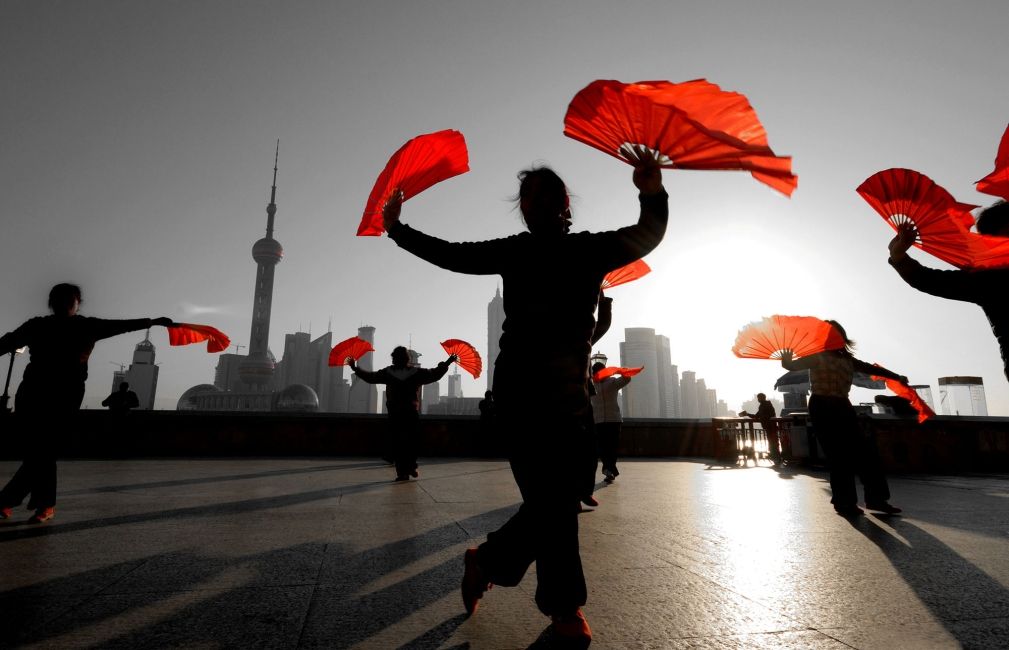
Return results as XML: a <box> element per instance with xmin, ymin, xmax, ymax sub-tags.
<box><xmin>252</xmin><ymin>237</ymin><xmax>283</xmax><ymax>265</ymax></box>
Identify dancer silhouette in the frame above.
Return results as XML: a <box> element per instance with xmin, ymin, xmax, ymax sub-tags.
<box><xmin>380</xmin><ymin>146</ymin><xmax>667</xmax><ymax>644</ymax></box>
<box><xmin>0</xmin><ymin>283</ymin><xmax>171</xmax><ymax>523</ymax></box>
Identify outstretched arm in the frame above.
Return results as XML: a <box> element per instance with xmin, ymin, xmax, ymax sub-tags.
<box><xmin>888</xmin><ymin>222</ymin><xmax>996</xmax><ymax>303</ymax></box>
<box><xmin>853</xmin><ymin>358</ymin><xmax>907</xmax><ymax>384</ymax></box>
<box><xmin>348</xmin><ymin>360</ymin><xmax>386</xmax><ymax>384</ymax></box>
<box><xmin>89</xmin><ymin>316</ymin><xmax>173</xmax><ymax>342</ymax></box>
<box><xmin>594</xmin><ymin>147</ymin><xmax>668</xmax><ymax>267</ymax></box>
<box><xmin>383</xmin><ymin>189</ymin><xmax>510</xmax><ymax>275</ymax></box>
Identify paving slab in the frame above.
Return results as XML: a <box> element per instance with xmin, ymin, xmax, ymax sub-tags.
<box><xmin>1</xmin><ymin>458</ymin><xmax>1007</xmax><ymax>649</ymax></box>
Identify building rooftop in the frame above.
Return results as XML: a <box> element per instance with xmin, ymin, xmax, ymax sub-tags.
<box><xmin>3</xmin><ymin>458</ymin><xmax>1007</xmax><ymax>648</ymax></box>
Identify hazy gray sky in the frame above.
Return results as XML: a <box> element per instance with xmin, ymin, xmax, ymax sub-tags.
<box><xmin>2</xmin><ymin>1</ymin><xmax>1007</xmax><ymax>413</ymax></box>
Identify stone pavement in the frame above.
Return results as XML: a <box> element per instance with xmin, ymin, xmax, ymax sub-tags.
<box><xmin>1</xmin><ymin>458</ymin><xmax>1007</xmax><ymax>649</ymax></box>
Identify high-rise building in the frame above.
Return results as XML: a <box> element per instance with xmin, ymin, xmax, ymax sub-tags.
<box><xmin>348</xmin><ymin>325</ymin><xmax>378</xmax><ymax>413</ymax></box>
<box><xmin>422</xmin><ymin>381</ymin><xmax>440</xmax><ymax>414</ymax></box>
<box><xmin>619</xmin><ymin>328</ymin><xmax>679</xmax><ymax>418</ymax></box>
<box><xmin>487</xmin><ymin>288</ymin><xmax>504</xmax><ymax>390</ymax></box>
<box><xmin>938</xmin><ymin>376</ymin><xmax>987</xmax><ymax>416</ymax></box>
<box><xmin>274</xmin><ymin>330</ymin><xmax>349</xmax><ymax>412</ymax></box>
<box><xmin>679</xmin><ymin>370</ymin><xmax>698</xmax><ymax>418</ymax></box>
<box><xmin>239</xmin><ymin>143</ymin><xmax>283</xmax><ymax>391</ymax></box>
<box><xmin>448</xmin><ymin>369</ymin><xmax>463</xmax><ymax>399</ymax></box>
<box><xmin>911</xmin><ymin>385</ymin><xmax>934</xmax><ymax>411</ymax></box>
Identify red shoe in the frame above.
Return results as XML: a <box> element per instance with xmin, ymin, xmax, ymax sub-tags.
<box><xmin>0</xmin><ymin>506</ymin><xmax>12</xmax><ymax>520</ymax></box>
<box><xmin>580</xmin><ymin>496</ymin><xmax>599</xmax><ymax>508</ymax></box>
<box><xmin>27</xmin><ymin>507</ymin><xmax>55</xmax><ymax>524</ymax></box>
<box><xmin>551</xmin><ymin>609</ymin><xmax>592</xmax><ymax>646</ymax></box>
<box><xmin>461</xmin><ymin>548</ymin><xmax>491</xmax><ymax>615</ymax></box>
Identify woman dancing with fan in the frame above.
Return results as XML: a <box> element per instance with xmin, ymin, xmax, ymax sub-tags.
<box><xmin>380</xmin><ymin>148</ymin><xmax>666</xmax><ymax>644</ymax></box>
<box><xmin>0</xmin><ymin>283</ymin><xmax>172</xmax><ymax>524</ymax></box>
<box><xmin>888</xmin><ymin>203</ymin><xmax>1009</xmax><ymax>382</ymax></box>
<box><xmin>779</xmin><ymin>321</ymin><xmax>907</xmax><ymax>517</ymax></box>
<box><xmin>348</xmin><ymin>346</ymin><xmax>456</xmax><ymax>481</ymax></box>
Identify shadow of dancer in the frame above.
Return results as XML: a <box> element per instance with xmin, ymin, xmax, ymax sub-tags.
<box><xmin>379</xmin><ymin>147</ymin><xmax>668</xmax><ymax>644</ymax></box>
<box><xmin>849</xmin><ymin>515</ymin><xmax>1009</xmax><ymax>648</ymax></box>
<box><xmin>0</xmin><ymin>283</ymin><xmax>171</xmax><ymax>524</ymax></box>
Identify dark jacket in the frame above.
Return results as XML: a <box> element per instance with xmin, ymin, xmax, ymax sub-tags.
<box><xmin>0</xmin><ymin>315</ymin><xmax>155</xmax><ymax>412</ymax></box>
<box><xmin>353</xmin><ymin>362</ymin><xmax>452</xmax><ymax>416</ymax></box>
<box><xmin>890</xmin><ymin>255</ymin><xmax>1009</xmax><ymax>379</ymax></box>
<box><xmin>388</xmin><ymin>191</ymin><xmax>668</xmax><ymax>417</ymax></box>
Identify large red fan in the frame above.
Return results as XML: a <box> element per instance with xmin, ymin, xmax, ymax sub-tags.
<box><xmin>441</xmin><ymin>339</ymin><xmax>482</xmax><ymax>379</ymax></box>
<box><xmin>976</xmin><ymin>123</ymin><xmax>1009</xmax><ymax>200</ymax></box>
<box><xmin>328</xmin><ymin>336</ymin><xmax>374</xmax><ymax>366</ymax></box>
<box><xmin>592</xmin><ymin>366</ymin><xmax>644</xmax><ymax>382</ymax></box>
<box><xmin>358</xmin><ymin>129</ymin><xmax>470</xmax><ymax>236</ymax></box>
<box><xmin>564</xmin><ymin>79</ymin><xmax>797</xmax><ymax>196</ymax></box>
<box><xmin>870</xmin><ymin>369</ymin><xmax>935</xmax><ymax>424</ymax></box>
<box><xmin>167</xmin><ymin>323</ymin><xmax>230</xmax><ymax>353</ymax></box>
<box><xmin>732</xmin><ymin>315</ymin><xmax>846</xmax><ymax>360</ymax></box>
<box><xmin>601</xmin><ymin>259</ymin><xmax>651</xmax><ymax>290</ymax></box>
<box><xmin>857</xmin><ymin>168</ymin><xmax>978</xmax><ymax>268</ymax></box>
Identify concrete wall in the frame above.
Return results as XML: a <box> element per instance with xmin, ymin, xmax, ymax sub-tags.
<box><xmin>1</xmin><ymin>411</ymin><xmax>1006</xmax><ymax>473</ymax></box>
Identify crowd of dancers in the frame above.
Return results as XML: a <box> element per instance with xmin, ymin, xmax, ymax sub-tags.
<box><xmin>3</xmin><ymin>132</ymin><xmax>1007</xmax><ymax>647</ymax></box>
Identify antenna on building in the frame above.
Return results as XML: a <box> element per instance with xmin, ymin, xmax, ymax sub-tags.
<box><xmin>328</xmin><ymin>316</ymin><xmax>332</xmax><ymax>333</ymax></box>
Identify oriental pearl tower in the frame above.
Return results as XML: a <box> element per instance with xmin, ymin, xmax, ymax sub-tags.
<box><xmin>238</xmin><ymin>142</ymin><xmax>283</xmax><ymax>389</ymax></box>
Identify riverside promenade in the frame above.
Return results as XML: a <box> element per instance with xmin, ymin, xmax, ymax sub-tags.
<box><xmin>2</xmin><ymin>458</ymin><xmax>1007</xmax><ymax>649</ymax></box>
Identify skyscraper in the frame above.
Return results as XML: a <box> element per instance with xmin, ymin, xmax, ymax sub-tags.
<box><xmin>239</xmin><ymin>142</ymin><xmax>283</xmax><ymax>391</ymax></box>
<box><xmin>938</xmin><ymin>376</ymin><xmax>988</xmax><ymax>416</ymax></box>
<box><xmin>348</xmin><ymin>325</ymin><xmax>378</xmax><ymax>413</ymax></box>
<box><xmin>679</xmin><ymin>370</ymin><xmax>698</xmax><ymax>418</ymax></box>
<box><xmin>619</xmin><ymin>328</ymin><xmax>679</xmax><ymax>418</ymax></box>
<box><xmin>487</xmin><ymin>288</ymin><xmax>504</xmax><ymax>390</ymax></box>
<box><xmin>448</xmin><ymin>369</ymin><xmax>463</xmax><ymax>398</ymax></box>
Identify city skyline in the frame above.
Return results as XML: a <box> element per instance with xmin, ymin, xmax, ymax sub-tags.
<box><xmin>2</xmin><ymin>3</ymin><xmax>1007</xmax><ymax>414</ymax></box>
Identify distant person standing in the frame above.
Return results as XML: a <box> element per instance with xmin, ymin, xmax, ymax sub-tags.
<box><xmin>739</xmin><ymin>392</ymin><xmax>781</xmax><ymax>466</ymax></box>
<box><xmin>0</xmin><ymin>283</ymin><xmax>172</xmax><ymax>523</ymax></box>
<box><xmin>590</xmin><ymin>361</ymin><xmax>631</xmax><ymax>483</ymax></box>
<box><xmin>349</xmin><ymin>346</ymin><xmax>455</xmax><ymax>481</ymax></box>
<box><xmin>102</xmin><ymin>381</ymin><xmax>140</xmax><ymax>412</ymax></box>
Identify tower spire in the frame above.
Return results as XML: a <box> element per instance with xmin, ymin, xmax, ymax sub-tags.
<box><xmin>267</xmin><ymin>139</ymin><xmax>279</xmax><ymax>237</ymax></box>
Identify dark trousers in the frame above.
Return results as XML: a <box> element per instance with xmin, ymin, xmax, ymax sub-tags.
<box><xmin>764</xmin><ymin>424</ymin><xmax>782</xmax><ymax>464</ymax></box>
<box><xmin>808</xmin><ymin>395</ymin><xmax>890</xmax><ymax>508</ymax></box>
<box><xmin>388</xmin><ymin>411</ymin><xmax>420</xmax><ymax>477</ymax></box>
<box><xmin>475</xmin><ymin>415</ymin><xmax>587</xmax><ymax>616</ymax></box>
<box><xmin>0</xmin><ymin>454</ymin><xmax>57</xmax><ymax>510</ymax></box>
<box><xmin>1</xmin><ymin>387</ymin><xmax>80</xmax><ymax>511</ymax></box>
<box><xmin>597</xmin><ymin>421</ymin><xmax>621</xmax><ymax>474</ymax></box>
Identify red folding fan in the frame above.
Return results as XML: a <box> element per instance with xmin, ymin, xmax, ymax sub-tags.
<box><xmin>328</xmin><ymin>336</ymin><xmax>374</xmax><ymax>366</ymax></box>
<box><xmin>732</xmin><ymin>315</ymin><xmax>846</xmax><ymax>360</ymax></box>
<box><xmin>601</xmin><ymin>259</ymin><xmax>651</xmax><ymax>290</ymax></box>
<box><xmin>592</xmin><ymin>366</ymin><xmax>644</xmax><ymax>382</ymax></box>
<box><xmin>857</xmin><ymin>168</ymin><xmax>979</xmax><ymax>268</ymax></box>
<box><xmin>166</xmin><ymin>323</ymin><xmax>230</xmax><ymax>353</ymax></box>
<box><xmin>440</xmin><ymin>339</ymin><xmax>482</xmax><ymax>379</ymax></box>
<box><xmin>976</xmin><ymin>123</ymin><xmax>1009</xmax><ymax>200</ymax></box>
<box><xmin>870</xmin><ymin>369</ymin><xmax>935</xmax><ymax>424</ymax></box>
<box><xmin>358</xmin><ymin>129</ymin><xmax>470</xmax><ymax>236</ymax></box>
<box><xmin>563</xmin><ymin>79</ymin><xmax>797</xmax><ymax>196</ymax></box>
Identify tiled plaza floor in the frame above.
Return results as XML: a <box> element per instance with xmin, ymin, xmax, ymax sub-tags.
<box><xmin>1</xmin><ymin>458</ymin><xmax>1007</xmax><ymax>649</ymax></box>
